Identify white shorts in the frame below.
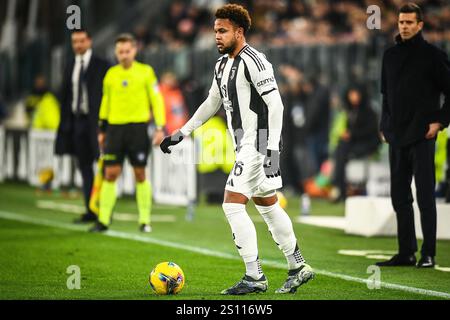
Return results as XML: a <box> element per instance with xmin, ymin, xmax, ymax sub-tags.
<box><xmin>225</xmin><ymin>145</ymin><xmax>283</xmax><ymax>199</ymax></box>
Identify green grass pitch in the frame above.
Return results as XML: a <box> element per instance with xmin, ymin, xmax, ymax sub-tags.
<box><xmin>0</xmin><ymin>182</ymin><xmax>449</xmax><ymax>300</ymax></box>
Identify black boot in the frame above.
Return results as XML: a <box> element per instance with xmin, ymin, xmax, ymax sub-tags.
<box><xmin>417</xmin><ymin>256</ymin><xmax>435</xmax><ymax>268</ymax></box>
<box><xmin>375</xmin><ymin>254</ymin><xmax>416</xmax><ymax>267</ymax></box>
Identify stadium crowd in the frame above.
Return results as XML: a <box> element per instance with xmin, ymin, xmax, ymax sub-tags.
<box><xmin>132</xmin><ymin>0</ymin><xmax>450</xmax><ymax>50</ymax></box>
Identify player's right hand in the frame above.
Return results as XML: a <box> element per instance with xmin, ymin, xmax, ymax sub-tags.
<box><xmin>160</xmin><ymin>131</ymin><xmax>185</xmax><ymax>154</ymax></box>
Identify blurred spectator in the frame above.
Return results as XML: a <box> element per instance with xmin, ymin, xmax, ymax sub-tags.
<box><xmin>180</xmin><ymin>77</ymin><xmax>206</xmax><ymax>117</ymax></box>
<box><xmin>279</xmin><ymin>65</ymin><xmax>316</xmax><ymax>195</ymax></box>
<box><xmin>31</xmin><ymin>77</ymin><xmax>60</xmax><ymax>131</ymax></box>
<box><xmin>303</xmin><ymin>76</ymin><xmax>331</xmax><ymax>176</ymax></box>
<box><xmin>24</xmin><ymin>75</ymin><xmax>48</xmax><ymax>126</ymax></box>
<box><xmin>177</xmin><ymin>17</ymin><xmax>197</xmax><ymax>44</ymax></box>
<box><xmin>159</xmin><ymin>71</ymin><xmax>189</xmax><ymax>135</ymax></box>
<box><xmin>194</xmin><ymin>110</ymin><xmax>235</xmax><ymax>204</ymax></box>
<box><xmin>194</xmin><ymin>24</ymin><xmax>215</xmax><ymax>49</ymax></box>
<box><xmin>329</xmin><ymin>85</ymin><xmax>381</xmax><ymax>202</ymax></box>
<box><xmin>133</xmin><ymin>24</ymin><xmax>152</xmax><ymax>51</ymax></box>
<box><xmin>163</xmin><ymin>0</ymin><xmax>191</xmax><ymax>47</ymax></box>
<box><xmin>165</xmin><ymin>1</ymin><xmax>188</xmax><ymax>34</ymax></box>
<box><xmin>328</xmin><ymin>91</ymin><xmax>347</xmax><ymax>154</ymax></box>
<box><xmin>29</xmin><ymin>76</ymin><xmax>61</xmax><ymax>192</ymax></box>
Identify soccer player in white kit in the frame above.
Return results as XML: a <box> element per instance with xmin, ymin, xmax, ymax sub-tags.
<box><xmin>160</xmin><ymin>3</ymin><xmax>314</xmax><ymax>295</ymax></box>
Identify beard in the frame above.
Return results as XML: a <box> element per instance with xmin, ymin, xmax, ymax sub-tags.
<box><xmin>217</xmin><ymin>40</ymin><xmax>237</xmax><ymax>55</ymax></box>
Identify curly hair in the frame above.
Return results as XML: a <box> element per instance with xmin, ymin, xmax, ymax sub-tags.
<box><xmin>215</xmin><ymin>4</ymin><xmax>251</xmax><ymax>34</ymax></box>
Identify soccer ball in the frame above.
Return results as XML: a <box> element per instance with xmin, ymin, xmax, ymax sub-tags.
<box><xmin>149</xmin><ymin>262</ymin><xmax>185</xmax><ymax>295</ymax></box>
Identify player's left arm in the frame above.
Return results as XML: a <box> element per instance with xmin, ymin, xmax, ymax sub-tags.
<box><xmin>148</xmin><ymin>67</ymin><xmax>167</xmax><ymax>145</ymax></box>
<box><xmin>248</xmin><ymin>58</ymin><xmax>283</xmax><ymax>177</ymax></box>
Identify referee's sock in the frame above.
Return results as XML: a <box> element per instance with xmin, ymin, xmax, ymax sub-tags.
<box><xmin>255</xmin><ymin>202</ymin><xmax>305</xmax><ymax>270</ymax></box>
<box><xmin>137</xmin><ymin>180</ymin><xmax>152</xmax><ymax>225</ymax></box>
<box><xmin>98</xmin><ymin>180</ymin><xmax>117</xmax><ymax>226</ymax></box>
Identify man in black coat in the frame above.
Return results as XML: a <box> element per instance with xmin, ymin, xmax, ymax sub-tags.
<box><xmin>55</xmin><ymin>29</ymin><xmax>110</xmax><ymax>223</ymax></box>
<box><xmin>377</xmin><ymin>3</ymin><xmax>450</xmax><ymax>268</ymax></box>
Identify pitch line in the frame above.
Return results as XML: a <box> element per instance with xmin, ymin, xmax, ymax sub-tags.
<box><xmin>0</xmin><ymin>210</ymin><xmax>449</xmax><ymax>300</ymax></box>
<box><xmin>35</xmin><ymin>200</ymin><xmax>177</xmax><ymax>222</ymax></box>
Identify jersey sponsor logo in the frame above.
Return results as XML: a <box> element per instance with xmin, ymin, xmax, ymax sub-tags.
<box><xmin>257</xmin><ymin>77</ymin><xmax>275</xmax><ymax>87</ymax></box>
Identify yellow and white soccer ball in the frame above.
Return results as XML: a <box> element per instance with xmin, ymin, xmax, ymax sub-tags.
<box><xmin>276</xmin><ymin>191</ymin><xmax>288</xmax><ymax>209</ymax></box>
<box><xmin>149</xmin><ymin>262</ymin><xmax>185</xmax><ymax>295</ymax></box>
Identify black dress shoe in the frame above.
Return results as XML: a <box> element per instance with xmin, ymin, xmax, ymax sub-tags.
<box><xmin>417</xmin><ymin>256</ymin><xmax>435</xmax><ymax>268</ymax></box>
<box><xmin>74</xmin><ymin>212</ymin><xmax>98</xmax><ymax>224</ymax></box>
<box><xmin>375</xmin><ymin>254</ymin><xmax>416</xmax><ymax>267</ymax></box>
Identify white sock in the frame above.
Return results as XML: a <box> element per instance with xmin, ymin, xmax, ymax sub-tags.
<box><xmin>255</xmin><ymin>201</ymin><xmax>305</xmax><ymax>270</ymax></box>
<box><xmin>222</xmin><ymin>203</ymin><xmax>262</xmax><ymax>277</ymax></box>
<box><xmin>286</xmin><ymin>244</ymin><xmax>306</xmax><ymax>271</ymax></box>
<box><xmin>245</xmin><ymin>259</ymin><xmax>263</xmax><ymax>280</ymax></box>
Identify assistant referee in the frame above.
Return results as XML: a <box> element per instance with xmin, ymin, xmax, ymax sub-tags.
<box><xmin>90</xmin><ymin>33</ymin><xmax>166</xmax><ymax>233</ymax></box>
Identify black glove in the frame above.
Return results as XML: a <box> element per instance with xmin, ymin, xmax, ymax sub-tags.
<box><xmin>263</xmin><ymin>149</ymin><xmax>281</xmax><ymax>178</ymax></box>
<box><xmin>160</xmin><ymin>131</ymin><xmax>184</xmax><ymax>154</ymax></box>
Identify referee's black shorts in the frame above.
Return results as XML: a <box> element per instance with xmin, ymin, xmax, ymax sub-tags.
<box><xmin>103</xmin><ymin>123</ymin><xmax>150</xmax><ymax>167</ymax></box>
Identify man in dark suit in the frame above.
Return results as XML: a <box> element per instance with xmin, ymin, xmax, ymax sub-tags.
<box><xmin>55</xmin><ymin>29</ymin><xmax>110</xmax><ymax>223</ymax></box>
<box><xmin>377</xmin><ymin>3</ymin><xmax>450</xmax><ymax>268</ymax></box>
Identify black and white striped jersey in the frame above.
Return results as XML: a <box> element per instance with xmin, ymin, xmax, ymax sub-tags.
<box><xmin>180</xmin><ymin>44</ymin><xmax>284</xmax><ymax>154</ymax></box>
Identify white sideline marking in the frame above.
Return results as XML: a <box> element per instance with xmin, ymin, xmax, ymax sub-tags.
<box><xmin>435</xmin><ymin>266</ymin><xmax>450</xmax><ymax>272</ymax></box>
<box><xmin>296</xmin><ymin>216</ymin><xmax>346</xmax><ymax>230</ymax></box>
<box><xmin>366</xmin><ymin>254</ymin><xmax>394</xmax><ymax>260</ymax></box>
<box><xmin>36</xmin><ymin>200</ymin><xmax>176</xmax><ymax>222</ymax></box>
<box><xmin>0</xmin><ymin>210</ymin><xmax>449</xmax><ymax>300</ymax></box>
<box><xmin>338</xmin><ymin>250</ymin><xmax>397</xmax><ymax>257</ymax></box>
